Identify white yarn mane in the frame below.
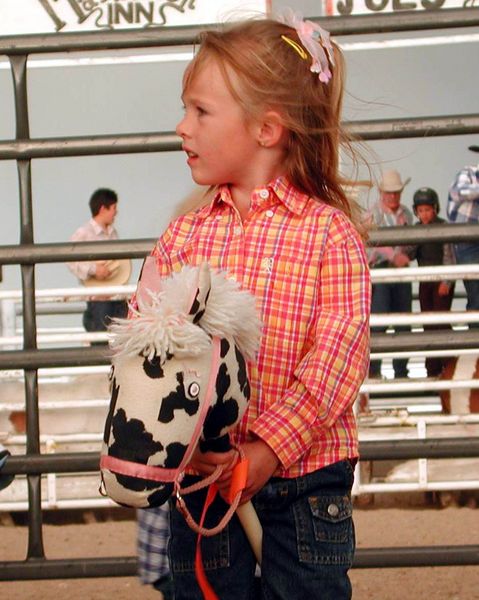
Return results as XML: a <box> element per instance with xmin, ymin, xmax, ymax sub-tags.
<box><xmin>109</xmin><ymin>265</ymin><xmax>262</xmax><ymax>362</ymax></box>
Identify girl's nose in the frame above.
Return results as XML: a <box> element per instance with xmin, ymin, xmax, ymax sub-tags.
<box><xmin>176</xmin><ymin>115</ymin><xmax>188</xmax><ymax>138</ymax></box>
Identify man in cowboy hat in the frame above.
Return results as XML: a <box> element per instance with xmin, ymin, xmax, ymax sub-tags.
<box><xmin>367</xmin><ymin>169</ymin><xmax>414</xmax><ymax>378</ymax></box>
<box><xmin>447</xmin><ymin>145</ymin><xmax>479</xmax><ymax>323</ymax></box>
<box><xmin>68</xmin><ymin>188</ymin><xmax>129</xmax><ymax>337</ymax></box>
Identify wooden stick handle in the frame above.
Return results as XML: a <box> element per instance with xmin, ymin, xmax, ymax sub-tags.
<box><xmin>236</xmin><ymin>501</ymin><xmax>262</xmax><ymax>565</ymax></box>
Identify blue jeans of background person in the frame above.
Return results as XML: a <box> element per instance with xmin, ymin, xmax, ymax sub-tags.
<box><xmin>369</xmin><ymin>281</ymin><xmax>412</xmax><ymax>378</ymax></box>
<box><xmin>454</xmin><ymin>243</ymin><xmax>479</xmax><ymax>324</ymax></box>
<box><xmin>169</xmin><ymin>460</ymin><xmax>356</xmax><ymax>600</ymax></box>
<box><xmin>82</xmin><ymin>300</ymin><xmax>128</xmax><ymax>332</ymax></box>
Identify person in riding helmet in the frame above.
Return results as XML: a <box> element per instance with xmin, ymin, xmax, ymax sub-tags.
<box><xmin>407</xmin><ymin>187</ymin><xmax>455</xmax><ymax>377</ymax></box>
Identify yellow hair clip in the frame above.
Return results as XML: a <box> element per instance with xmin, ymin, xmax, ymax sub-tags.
<box><xmin>281</xmin><ymin>35</ymin><xmax>307</xmax><ymax>60</ymax></box>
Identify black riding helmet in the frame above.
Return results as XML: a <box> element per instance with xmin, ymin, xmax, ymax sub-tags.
<box><xmin>413</xmin><ymin>187</ymin><xmax>440</xmax><ymax>214</ymax></box>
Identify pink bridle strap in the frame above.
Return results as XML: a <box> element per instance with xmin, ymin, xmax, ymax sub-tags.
<box><xmin>101</xmin><ymin>336</ymin><xmax>222</xmax><ymax>487</ymax></box>
<box><xmin>176</xmin><ymin>336</ymin><xmax>221</xmax><ymax>474</ymax></box>
<box><xmin>100</xmin><ymin>454</ymin><xmax>179</xmax><ymax>482</ymax></box>
<box><xmin>175</xmin><ymin>445</ymin><xmax>247</xmax><ymax>537</ymax></box>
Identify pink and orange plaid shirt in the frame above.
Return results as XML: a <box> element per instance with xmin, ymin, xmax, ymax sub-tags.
<box><xmin>148</xmin><ymin>176</ymin><xmax>371</xmax><ymax>478</ymax></box>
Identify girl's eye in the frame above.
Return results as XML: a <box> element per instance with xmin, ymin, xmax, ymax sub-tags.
<box><xmin>196</xmin><ymin>106</ymin><xmax>206</xmax><ymax>116</ymax></box>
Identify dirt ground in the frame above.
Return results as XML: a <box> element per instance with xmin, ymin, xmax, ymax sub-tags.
<box><xmin>0</xmin><ymin>497</ymin><xmax>478</xmax><ymax>600</ymax></box>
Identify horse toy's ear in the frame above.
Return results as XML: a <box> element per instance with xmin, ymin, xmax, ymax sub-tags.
<box><xmin>136</xmin><ymin>255</ymin><xmax>163</xmax><ymax>307</ymax></box>
<box><xmin>187</xmin><ymin>262</ymin><xmax>212</xmax><ymax>325</ymax></box>
<box><xmin>108</xmin><ymin>263</ymin><xmax>213</xmax><ymax>364</ymax></box>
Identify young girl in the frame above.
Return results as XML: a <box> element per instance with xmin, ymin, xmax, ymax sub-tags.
<box><xmin>144</xmin><ymin>13</ymin><xmax>370</xmax><ymax>600</ymax></box>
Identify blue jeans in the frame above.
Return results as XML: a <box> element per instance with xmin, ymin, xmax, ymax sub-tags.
<box><xmin>370</xmin><ymin>281</ymin><xmax>412</xmax><ymax>378</ymax></box>
<box><xmin>168</xmin><ymin>460</ymin><xmax>356</xmax><ymax>600</ymax></box>
<box><xmin>152</xmin><ymin>575</ymin><xmax>174</xmax><ymax>599</ymax></box>
<box><xmin>455</xmin><ymin>243</ymin><xmax>479</xmax><ymax>318</ymax></box>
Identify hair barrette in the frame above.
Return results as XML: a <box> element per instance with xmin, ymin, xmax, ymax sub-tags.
<box><xmin>279</xmin><ymin>9</ymin><xmax>335</xmax><ymax>84</ymax></box>
<box><xmin>280</xmin><ymin>35</ymin><xmax>308</xmax><ymax>60</ymax></box>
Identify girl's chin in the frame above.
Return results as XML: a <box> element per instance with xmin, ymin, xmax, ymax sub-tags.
<box><xmin>191</xmin><ymin>173</ymin><xmax>216</xmax><ymax>187</ymax></box>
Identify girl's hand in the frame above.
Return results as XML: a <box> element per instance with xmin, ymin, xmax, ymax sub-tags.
<box><xmin>221</xmin><ymin>439</ymin><xmax>279</xmax><ymax>505</ymax></box>
<box><xmin>241</xmin><ymin>439</ymin><xmax>279</xmax><ymax>504</ymax></box>
<box><xmin>189</xmin><ymin>446</ymin><xmax>237</xmax><ymax>478</ymax></box>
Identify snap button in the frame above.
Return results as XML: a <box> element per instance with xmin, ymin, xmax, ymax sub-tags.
<box><xmin>265</xmin><ymin>209</ymin><xmax>274</xmax><ymax>218</ymax></box>
<box><xmin>259</xmin><ymin>189</ymin><xmax>269</xmax><ymax>200</ymax></box>
<box><xmin>234</xmin><ymin>226</ymin><xmax>242</xmax><ymax>235</ymax></box>
<box><xmin>215</xmin><ymin>215</ymin><xmax>222</xmax><ymax>220</ymax></box>
<box><xmin>327</xmin><ymin>503</ymin><xmax>339</xmax><ymax>517</ymax></box>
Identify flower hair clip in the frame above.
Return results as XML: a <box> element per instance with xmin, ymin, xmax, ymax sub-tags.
<box><xmin>279</xmin><ymin>9</ymin><xmax>335</xmax><ymax>84</ymax></box>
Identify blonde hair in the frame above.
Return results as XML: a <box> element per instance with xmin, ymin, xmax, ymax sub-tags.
<box><xmin>183</xmin><ymin>17</ymin><xmax>364</xmax><ymax>231</ymax></box>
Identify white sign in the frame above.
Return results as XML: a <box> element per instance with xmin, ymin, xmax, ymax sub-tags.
<box><xmin>0</xmin><ymin>0</ymin><xmax>269</xmax><ymax>35</ymax></box>
<box><xmin>323</xmin><ymin>0</ymin><xmax>474</xmax><ymax>16</ymax></box>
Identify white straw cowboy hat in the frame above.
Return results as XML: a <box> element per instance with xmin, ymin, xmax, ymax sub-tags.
<box><xmin>83</xmin><ymin>259</ymin><xmax>131</xmax><ymax>287</ymax></box>
<box><xmin>378</xmin><ymin>169</ymin><xmax>411</xmax><ymax>192</ymax></box>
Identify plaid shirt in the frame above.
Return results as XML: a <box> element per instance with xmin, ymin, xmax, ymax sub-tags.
<box><xmin>137</xmin><ymin>505</ymin><xmax>170</xmax><ymax>584</ymax></box>
<box><xmin>147</xmin><ymin>176</ymin><xmax>370</xmax><ymax>478</ymax></box>
<box><xmin>447</xmin><ymin>165</ymin><xmax>479</xmax><ymax>224</ymax></box>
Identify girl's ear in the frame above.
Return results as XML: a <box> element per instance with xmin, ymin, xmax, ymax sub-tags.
<box><xmin>257</xmin><ymin>110</ymin><xmax>286</xmax><ymax>148</ymax></box>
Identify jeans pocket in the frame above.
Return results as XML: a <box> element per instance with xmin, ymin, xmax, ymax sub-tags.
<box><xmin>308</xmin><ymin>495</ymin><xmax>353</xmax><ymax>543</ymax></box>
<box><xmin>294</xmin><ymin>494</ymin><xmax>354</xmax><ymax>566</ymax></box>
<box><xmin>169</xmin><ymin>496</ymin><xmax>230</xmax><ymax>573</ymax></box>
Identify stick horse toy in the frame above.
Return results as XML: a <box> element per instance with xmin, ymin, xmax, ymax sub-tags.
<box><xmin>100</xmin><ymin>261</ymin><xmax>263</xmax><ymax>577</ymax></box>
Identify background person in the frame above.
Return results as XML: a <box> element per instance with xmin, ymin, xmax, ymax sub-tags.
<box><xmin>448</xmin><ymin>145</ymin><xmax>479</xmax><ymax>325</ymax></box>
<box><xmin>67</xmin><ymin>188</ymin><xmax>129</xmax><ymax>335</ymax></box>
<box><xmin>407</xmin><ymin>187</ymin><xmax>455</xmax><ymax>377</ymax></box>
<box><xmin>137</xmin><ymin>505</ymin><xmax>173</xmax><ymax>599</ymax></box>
<box><xmin>367</xmin><ymin>169</ymin><xmax>413</xmax><ymax>379</ymax></box>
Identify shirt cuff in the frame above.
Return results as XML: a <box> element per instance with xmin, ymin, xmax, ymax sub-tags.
<box><xmin>249</xmin><ymin>403</ymin><xmax>314</xmax><ymax>470</ymax></box>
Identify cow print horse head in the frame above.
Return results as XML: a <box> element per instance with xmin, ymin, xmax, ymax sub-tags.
<box><xmin>100</xmin><ymin>262</ymin><xmax>261</xmax><ymax>508</ymax></box>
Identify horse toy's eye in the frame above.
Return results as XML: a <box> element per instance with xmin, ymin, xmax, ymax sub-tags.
<box><xmin>187</xmin><ymin>382</ymin><xmax>200</xmax><ymax>399</ymax></box>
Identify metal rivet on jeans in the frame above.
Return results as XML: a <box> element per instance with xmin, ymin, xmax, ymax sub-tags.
<box><xmin>327</xmin><ymin>503</ymin><xmax>339</xmax><ymax>517</ymax></box>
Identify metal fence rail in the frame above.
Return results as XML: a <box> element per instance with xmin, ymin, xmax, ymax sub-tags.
<box><xmin>0</xmin><ymin>112</ymin><xmax>477</xmax><ymax>162</ymax></box>
<box><xmin>1</xmin><ymin>7</ymin><xmax>479</xmax><ymax>582</ymax></box>
<box><xmin>0</xmin><ymin>8</ymin><xmax>478</xmax><ymax>56</ymax></box>
<box><xmin>1</xmin><ymin>543</ymin><xmax>478</xmax><ymax>581</ymax></box>
<box><xmin>0</xmin><ymin>439</ymin><xmax>478</xmax><ymax>578</ymax></box>
<box><xmin>1</xmin><ymin>224</ymin><xmax>479</xmax><ymax>266</ymax></box>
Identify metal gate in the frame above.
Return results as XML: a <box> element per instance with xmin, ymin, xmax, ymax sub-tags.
<box><xmin>1</xmin><ymin>8</ymin><xmax>479</xmax><ymax>581</ymax></box>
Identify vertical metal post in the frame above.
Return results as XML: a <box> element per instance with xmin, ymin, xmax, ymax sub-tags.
<box><xmin>9</xmin><ymin>54</ymin><xmax>45</xmax><ymax>560</ymax></box>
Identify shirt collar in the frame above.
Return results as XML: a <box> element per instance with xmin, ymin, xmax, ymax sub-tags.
<box><xmin>90</xmin><ymin>217</ymin><xmax>113</xmax><ymax>235</ymax></box>
<box><xmin>198</xmin><ymin>176</ymin><xmax>310</xmax><ymax>219</ymax></box>
<box><xmin>379</xmin><ymin>202</ymin><xmax>407</xmax><ymax>217</ymax></box>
